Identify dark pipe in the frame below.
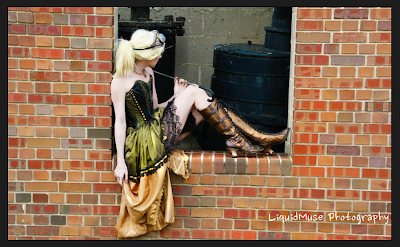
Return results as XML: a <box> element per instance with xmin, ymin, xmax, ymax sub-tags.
<box><xmin>130</xmin><ymin>7</ymin><xmax>150</xmax><ymax>21</ymax></box>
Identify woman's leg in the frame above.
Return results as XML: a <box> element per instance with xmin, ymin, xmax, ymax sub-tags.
<box><xmin>163</xmin><ymin>85</ymin><xmax>264</xmax><ymax>157</ymax></box>
<box><xmin>171</xmin><ymin>85</ymin><xmax>211</xmax><ymax>129</ymax></box>
<box><xmin>161</xmin><ymin>85</ymin><xmax>211</xmax><ymax>152</ymax></box>
<box><xmin>178</xmin><ymin>107</ymin><xmax>205</xmax><ymax>141</ymax></box>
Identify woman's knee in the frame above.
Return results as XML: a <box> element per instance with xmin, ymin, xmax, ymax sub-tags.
<box><xmin>184</xmin><ymin>85</ymin><xmax>200</xmax><ymax>95</ymax></box>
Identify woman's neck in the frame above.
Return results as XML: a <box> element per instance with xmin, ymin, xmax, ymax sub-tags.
<box><xmin>134</xmin><ymin>60</ymin><xmax>148</xmax><ymax>75</ymax></box>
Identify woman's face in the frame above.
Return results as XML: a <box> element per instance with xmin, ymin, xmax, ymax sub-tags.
<box><xmin>148</xmin><ymin>54</ymin><xmax>162</xmax><ymax>68</ymax></box>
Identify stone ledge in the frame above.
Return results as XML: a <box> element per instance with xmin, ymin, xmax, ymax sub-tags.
<box><xmin>184</xmin><ymin>150</ymin><xmax>292</xmax><ymax>176</ymax></box>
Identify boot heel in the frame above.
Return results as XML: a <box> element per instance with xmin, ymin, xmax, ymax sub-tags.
<box><xmin>226</xmin><ymin>147</ymin><xmax>248</xmax><ymax>158</ymax></box>
<box><xmin>226</xmin><ymin>147</ymin><xmax>238</xmax><ymax>158</ymax></box>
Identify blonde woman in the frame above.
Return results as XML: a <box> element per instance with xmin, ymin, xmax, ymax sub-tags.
<box><xmin>112</xmin><ymin>29</ymin><xmax>288</xmax><ymax>238</ymax></box>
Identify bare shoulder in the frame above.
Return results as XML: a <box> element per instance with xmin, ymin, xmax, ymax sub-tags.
<box><xmin>111</xmin><ymin>76</ymin><xmax>128</xmax><ymax>98</ymax></box>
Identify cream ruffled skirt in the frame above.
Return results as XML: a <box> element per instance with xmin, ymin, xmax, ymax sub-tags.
<box><xmin>115</xmin><ymin>150</ymin><xmax>189</xmax><ymax>238</ymax></box>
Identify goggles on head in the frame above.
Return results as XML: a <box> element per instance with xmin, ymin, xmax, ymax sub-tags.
<box><xmin>133</xmin><ymin>30</ymin><xmax>166</xmax><ymax>50</ymax></box>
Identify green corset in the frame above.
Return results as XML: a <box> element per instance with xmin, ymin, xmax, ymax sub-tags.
<box><xmin>124</xmin><ymin>75</ymin><xmax>167</xmax><ymax>182</ymax></box>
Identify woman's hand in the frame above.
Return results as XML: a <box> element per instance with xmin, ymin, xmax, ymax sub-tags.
<box><xmin>114</xmin><ymin>162</ymin><xmax>128</xmax><ymax>186</ymax></box>
<box><xmin>173</xmin><ymin>77</ymin><xmax>188</xmax><ymax>97</ymax></box>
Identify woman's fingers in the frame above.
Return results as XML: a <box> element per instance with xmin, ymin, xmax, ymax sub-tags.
<box><xmin>114</xmin><ymin>164</ymin><xmax>128</xmax><ymax>187</ymax></box>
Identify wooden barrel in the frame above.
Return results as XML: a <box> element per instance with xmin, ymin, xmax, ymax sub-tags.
<box><xmin>212</xmin><ymin>43</ymin><xmax>289</xmax><ymax>131</ymax></box>
<box><xmin>195</xmin><ymin>43</ymin><xmax>290</xmax><ymax>152</ymax></box>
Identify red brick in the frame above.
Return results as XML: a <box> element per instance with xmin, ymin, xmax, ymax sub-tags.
<box><xmin>96</xmin><ymin>7</ymin><xmax>114</xmax><ymax>15</ymax></box>
<box><xmin>8</xmin><ymin>24</ymin><xmax>26</xmax><ymax>34</ymax></box>
<box><xmin>96</xmin><ymin>27</ymin><xmax>114</xmax><ymax>38</ymax></box>
<box><xmin>295</xmin><ymin>66</ymin><xmax>321</xmax><ymax>77</ymax></box>
<box><xmin>62</xmin><ymin>72</ymin><xmax>95</xmax><ymax>82</ymax></box>
<box><xmin>366</xmin><ymin>79</ymin><xmax>391</xmax><ymax>88</ymax></box>
<box><xmin>362</xmin><ymin>191</ymin><xmax>391</xmax><ymax>201</ymax></box>
<box><xmin>8</xmin><ymin>58</ymin><xmax>18</xmax><ymax>70</ymax></box>
<box><xmin>19</xmin><ymin>36</ymin><xmax>35</xmax><ymax>47</ymax></box>
<box><xmin>87</xmin><ymin>38</ymin><xmax>113</xmax><ymax>49</ymax></box>
<box><xmin>296</xmin><ymin>44</ymin><xmax>323</xmax><ymax>55</ymax></box>
<box><xmin>342</xmin><ymin>20</ymin><xmax>359</xmax><ymax>31</ymax></box>
<box><xmin>370</xmin><ymin>32</ymin><xmax>391</xmax><ymax>43</ymax></box>
<box><xmin>61</xmin><ymin>117</ymin><xmax>94</xmax><ymax>127</ymax></box>
<box><xmin>70</xmin><ymin>61</ymin><xmax>85</xmax><ymax>71</ymax></box>
<box><xmin>367</xmin><ymin>55</ymin><xmax>391</xmax><ymax>66</ymax></box>
<box><xmin>87</xmin><ymin>16</ymin><xmax>113</xmax><ymax>26</ymax></box>
<box><xmin>8</xmin><ymin>36</ymin><xmax>19</xmax><ymax>48</ymax></box>
<box><xmin>292</xmin><ymin>122</ymin><xmax>326</xmax><ymax>133</ymax></box>
<box><xmin>27</xmin><ymin>226</ymin><xmax>59</xmax><ymax>236</ymax></box>
<box><xmin>360</xmin><ymin>20</ymin><xmax>377</xmax><ymax>31</ymax></box>
<box><xmin>62</xmin><ymin>26</ymin><xmax>95</xmax><ymax>37</ymax></box>
<box><xmin>334</xmin><ymin>9</ymin><xmax>368</xmax><ymax>19</ymax></box>
<box><xmin>298</xmin><ymin>8</ymin><xmax>332</xmax><ymax>19</ymax></box>
<box><xmin>226</xmin><ymin>230</ymin><xmax>257</xmax><ymax>240</ymax></box>
<box><xmin>87</xmin><ymin>61</ymin><xmax>112</xmax><ymax>72</ymax></box>
<box><xmin>192</xmin><ymin>229</ymin><xmax>223</xmax><ymax>239</ymax></box>
<box><xmin>29</xmin><ymin>7</ymin><xmax>63</xmax><ymax>13</ymax></box>
<box><xmin>28</xmin><ymin>25</ymin><xmax>61</xmax><ymax>35</ymax></box>
<box><xmin>18</xmin><ymin>12</ymin><xmax>34</xmax><ymax>23</ymax></box>
<box><xmin>8</xmin><ymin>93</ymin><xmax>27</xmax><ymax>103</ymax></box>
<box><xmin>64</xmin><ymin>7</ymin><xmax>94</xmax><ymax>14</ymax></box>
<box><xmin>30</xmin><ymin>48</ymin><xmax>64</xmax><ymax>59</ymax></box>
<box><xmin>70</xmin><ymin>15</ymin><xmax>86</xmax><ymax>25</ymax></box>
<box><xmin>370</xmin><ymin>8</ymin><xmax>391</xmax><ymax>19</ymax></box>
<box><xmin>296</xmin><ymin>32</ymin><xmax>331</xmax><ymax>43</ymax></box>
<box><xmin>333</xmin><ymin>32</ymin><xmax>367</xmax><ymax>43</ymax></box>
<box><xmin>8</xmin><ymin>47</ymin><xmax>30</xmax><ymax>57</ymax></box>
<box><xmin>93</xmin><ymin>205</ymin><xmax>120</xmax><ymax>215</ymax></box>
<box><xmin>325</xmin><ymin>21</ymin><xmax>341</xmax><ymax>31</ymax></box>
<box><xmin>96</xmin><ymin>51</ymin><xmax>112</xmax><ymax>61</ymax></box>
<box><xmin>8</xmin><ymin>137</ymin><xmax>26</xmax><ymax>147</ymax></box>
<box><xmin>37</xmin><ymin>60</ymin><xmax>52</xmax><ymax>70</ymax></box>
<box><xmin>35</xmin><ymin>13</ymin><xmax>52</xmax><ymax>24</ymax></box>
<box><xmin>35</xmin><ymin>83</ymin><xmax>51</xmax><ymax>93</ymax></box>
<box><xmin>25</xmin><ymin>182</ymin><xmax>58</xmax><ymax>192</ymax></box>
<box><xmin>294</xmin><ymin>112</ymin><xmax>319</xmax><ymax>121</ymax></box>
<box><xmin>293</xmin><ymin>144</ymin><xmax>325</xmax><ymax>154</ymax></box>
<box><xmin>294</xmin><ymin>89</ymin><xmax>320</xmax><ymax>99</ymax></box>
<box><xmin>296</xmin><ymin>55</ymin><xmax>329</xmax><ymax>65</ymax></box>
<box><xmin>93</xmin><ymin>183</ymin><xmax>121</xmax><ymax>193</ymax></box>
<box><xmin>36</xmin><ymin>36</ymin><xmax>52</xmax><ymax>47</ymax></box>
<box><xmin>54</xmin><ymin>37</ymin><xmax>70</xmax><ymax>48</ymax></box>
<box><xmin>297</xmin><ymin>20</ymin><xmax>324</xmax><ymax>31</ymax></box>
<box><xmin>59</xmin><ymin>183</ymin><xmax>91</xmax><ymax>193</ymax></box>
<box><xmin>377</xmin><ymin>20</ymin><xmax>391</xmax><ymax>31</ymax></box>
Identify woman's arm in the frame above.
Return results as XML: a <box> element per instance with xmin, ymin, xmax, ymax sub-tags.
<box><xmin>151</xmin><ymin>69</ymin><xmax>187</xmax><ymax>109</ymax></box>
<box><xmin>111</xmin><ymin>77</ymin><xmax>129</xmax><ymax>186</ymax></box>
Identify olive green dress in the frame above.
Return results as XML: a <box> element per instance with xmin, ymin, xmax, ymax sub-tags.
<box><xmin>115</xmin><ymin>75</ymin><xmax>189</xmax><ymax>238</ymax></box>
<box><xmin>124</xmin><ymin>75</ymin><xmax>168</xmax><ymax>182</ymax></box>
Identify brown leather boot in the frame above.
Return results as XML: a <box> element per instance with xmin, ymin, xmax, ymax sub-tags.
<box><xmin>199</xmin><ymin>99</ymin><xmax>264</xmax><ymax>157</ymax></box>
<box><xmin>226</xmin><ymin>108</ymin><xmax>289</xmax><ymax>149</ymax></box>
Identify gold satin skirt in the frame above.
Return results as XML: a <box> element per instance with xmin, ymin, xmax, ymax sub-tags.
<box><xmin>115</xmin><ymin>150</ymin><xmax>189</xmax><ymax>238</ymax></box>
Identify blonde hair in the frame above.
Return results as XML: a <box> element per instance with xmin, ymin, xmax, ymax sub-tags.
<box><xmin>113</xmin><ymin>29</ymin><xmax>165</xmax><ymax>78</ymax></box>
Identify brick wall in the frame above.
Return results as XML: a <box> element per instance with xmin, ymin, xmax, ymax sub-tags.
<box><xmin>8</xmin><ymin>7</ymin><xmax>391</xmax><ymax>240</ymax></box>
<box><xmin>289</xmin><ymin>7</ymin><xmax>391</xmax><ymax>239</ymax></box>
<box><xmin>8</xmin><ymin>7</ymin><xmax>116</xmax><ymax>240</ymax></box>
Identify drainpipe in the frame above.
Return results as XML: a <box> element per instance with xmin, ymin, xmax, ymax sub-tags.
<box><xmin>285</xmin><ymin>7</ymin><xmax>297</xmax><ymax>155</ymax></box>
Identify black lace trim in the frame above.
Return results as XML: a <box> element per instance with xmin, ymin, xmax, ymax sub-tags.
<box><xmin>128</xmin><ymin>154</ymin><xmax>168</xmax><ymax>183</ymax></box>
<box><xmin>161</xmin><ymin>99</ymin><xmax>183</xmax><ymax>154</ymax></box>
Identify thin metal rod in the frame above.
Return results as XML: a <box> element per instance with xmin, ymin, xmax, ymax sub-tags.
<box><xmin>153</xmin><ymin>70</ymin><xmax>214</xmax><ymax>102</ymax></box>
